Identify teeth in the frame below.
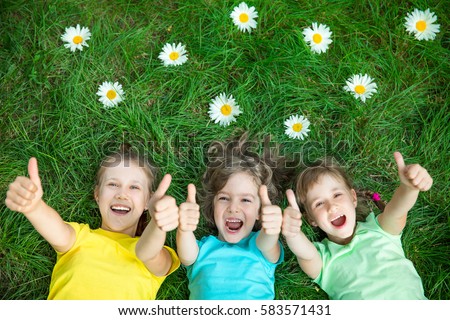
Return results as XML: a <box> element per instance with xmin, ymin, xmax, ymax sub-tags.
<box><xmin>111</xmin><ymin>206</ymin><xmax>130</xmax><ymax>211</ymax></box>
<box><xmin>331</xmin><ymin>215</ymin><xmax>344</xmax><ymax>221</ymax></box>
<box><xmin>226</xmin><ymin>218</ymin><xmax>242</xmax><ymax>223</ymax></box>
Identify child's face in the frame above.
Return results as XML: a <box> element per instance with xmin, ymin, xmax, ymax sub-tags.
<box><xmin>304</xmin><ymin>174</ymin><xmax>357</xmax><ymax>245</ymax></box>
<box><xmin>213</xmin><ymin>171</ymin><xmax>261</xmax><ymax>243</ymax></box>
<box><xmin>95</xmin><ymin>160</ymin><xmax>151</xmax><ymax>237</ymax></box>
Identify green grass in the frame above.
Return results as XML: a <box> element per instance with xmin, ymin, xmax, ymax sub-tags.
<box><xmin>1</xmin><ymin>0</ymin><xmax>449</xmax><ymax>300</ymax></box>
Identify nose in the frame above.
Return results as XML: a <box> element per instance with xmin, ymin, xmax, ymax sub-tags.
<box><xmin>115</xmin><ymin>187</ymin><xmax>129</xmax><ymax>200</ymax></box>
<box><xmin>327</xmin><ymin>201</ymin><xmax>338</xmax><ymax>214</ymax></box>
<box><xmin>228</xmin><ymin>199</ymin><xmax>239</xmax><ymax>214</ymax></box>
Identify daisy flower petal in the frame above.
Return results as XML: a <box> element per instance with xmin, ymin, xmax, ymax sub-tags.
<box><xmin>208</xmin><ymin>93</ymin><xmax>242</xmax><ymax>126</ymax></box>
<box><xmin>404</xmin><ymin>8</ymin><xmax>440</xmax><ymax>41</ymax></box>
<box><xmin>158</xmin><ymin>43</ymin><xmax>188</xmax><ymax>66</ymax></box>
<box><xmin>302</xmin><ymin>22</ymin><xmax>333</xmax><ymax>54</ymax></box>
<box><xmin>96</xmin><ymin>81</ymin><xmax>125</xmax><ymax>108</ymax></box>
<box><xmin>343</xmin><ymin>74</ymin><xmax>377</xmax><ymax>102</ymax></box>
<box><xmin>61</xmin><ymin>24</ymin><xmax>91</xmax><ymax>52</ymax></box>
<box><xmin>230</xmin><ymin>2</ymin><xmax>258</xmax><ymax>33</ymax></box>
<box><xmin>284</xmin><ymin>115</ymin><xmax>310</xmax><ymax>140</ymax></box>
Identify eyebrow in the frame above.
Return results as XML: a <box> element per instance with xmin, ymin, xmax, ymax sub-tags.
<box><xmin>217</xmin><ymin>191</ymin><xmax>256</xmax><ymax>198</ymax></box>
<box><xmin>104</xmin><ymin>177</ymin><xmax>146</xmax><ymax>185</ymax></box>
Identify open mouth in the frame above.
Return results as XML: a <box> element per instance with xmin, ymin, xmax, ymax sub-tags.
<box><xmin>111</xmin><ymin>205</ymin><xmax>131</xmax><ymax>215</ymax></box>
<box><xmin>331</xmin><ymin>215</ymin><xmax>346</xmax><ymax>227</ymax></box>
<box><xmin>225</xmin><ymin>218</ymin><xmax>243</xmax><ymax>232</ymax></box>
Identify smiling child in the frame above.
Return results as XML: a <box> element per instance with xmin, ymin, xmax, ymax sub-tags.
<box><xmin>282</xmin><ymin>152</ymin><xmax>432</xmax><ymax>299</ymax></box>
<box><xmin>176</xmin><ymin>133</ymin><xmax>289</xmax><ymax>299</ymax></box>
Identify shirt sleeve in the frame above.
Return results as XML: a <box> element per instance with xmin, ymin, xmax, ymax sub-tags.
<box><xmin>249</xmin><ymin>230</ymin><xmax>284</xmax><ymax>278</ymax></box>
<box><xmin>54</xmin><ymin>222</ymin><xmax>82</xmax><ymax>255</ymax></box>
<box><xmin>163</xmin><ymin>246</ymin><xmax>181</xmax><ymax>276</ymax></box>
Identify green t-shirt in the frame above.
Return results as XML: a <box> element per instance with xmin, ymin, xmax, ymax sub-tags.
<box><xmin>314</xmin><ymin>212</ymin><xmax>426</xmax><ymax>300</ymax></box>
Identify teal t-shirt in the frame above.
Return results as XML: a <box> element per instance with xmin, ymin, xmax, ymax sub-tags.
<box><xmin>314</xmin><ymin>212</ymin><xmax>426</xmax><ymax>300</ymax></box>
<box><xmin>186</xmin><ymin>231</ymin><xmax>284</xmax><ymax>299</ymax></box>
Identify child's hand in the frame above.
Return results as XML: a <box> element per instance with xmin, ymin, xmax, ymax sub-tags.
<box><xmin>259</xmin><ymin>185</ymin><xmax>282</xmax><ymax>235</ymax></box>
<box><xmin>5</xmin><ymin>157</ymin><xmax>43</xmax><ymax>215</ymax></box>
<box><xmin>148</xmin><ymin>174</ymin><xmax>179</xmax><ymax>232</ymax></box>
<box><xmin>178</xmin><ymin>184</ymin><xmax>200</xmax><ymax>232</ymax></box>
<box><xmin>282</xmin><ymin>189</ymin><xmax>303</xmax><ymax>238</ymax></box>
<box><xmin>394</xmin><ymin>152</ymin><xmax>433</xmax><ymax>192</ymax></box>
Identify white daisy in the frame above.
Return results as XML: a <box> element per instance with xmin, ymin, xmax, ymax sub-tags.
<box><xmin>284</xmin><ymin>115</ymin><xmax>310</xmax><ymax>140</ymax></box>
<box><xmin>61</xmin><ymin>24</ymin><xmax>91</xmax><ymax>52</ymax></box>
<box><xmin>303</xmin><ymin>22</ymin><xmax>332</xmax><ymax>54</ymax></box>
<box><xmin>158</xmin><ymin>43</ymin><xmax>188</xmax><ymax>66</ymax></box>
<box><xmin>96</xmin><ymin>81</ymin><xmax>124</xmax><ymax>108</ymax></box>
<box><xmin>230</xmin><ymin>2</ymin><xmax>258</xmax><ymax>33</ymax></box>
<box><xmin>404</xmin><ymin>8</ymin><xmax>440</xmax><ymax>41</ymax></box>
<box><xmin>208</xmin><ymin>93</ymin><xmax>242</xmax><ymax>126</ymax></box>
<box><xmin>343</xmin><ymin>74</ymin><xmax>378</xmax><ymax>102</ymax></box>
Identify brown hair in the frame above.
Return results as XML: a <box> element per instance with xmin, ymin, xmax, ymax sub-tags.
<box><xmin>200</xmin><ymin>133</ymin><xmax>291</xmax><ymax>233</ymax></box>
<box><xmin>295</xmin><ymin>157</ymin><xmax>384</xmax><ymax>225</ymax></box>
<box><xmin>95</xmin><ymin>143</ymin><xmax>158</xmax><ymax>236</ymax></box>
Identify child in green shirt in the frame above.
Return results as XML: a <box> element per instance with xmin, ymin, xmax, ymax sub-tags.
<box><xmin>282</xmin><ymin>152</ymin><xmax>432</xmax><ymax>299</ymax></box>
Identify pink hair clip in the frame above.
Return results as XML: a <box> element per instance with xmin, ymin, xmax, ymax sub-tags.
<box><xmin>372</xmin><ymin>193</ymin><xmax>381</xmax><ymax>201</ymax></box>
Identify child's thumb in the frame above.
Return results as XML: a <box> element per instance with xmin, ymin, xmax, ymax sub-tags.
<box><xmin>286</xmin><ymin>189</ymin><xmax>300</xmax><ymax>211</ymax></box>
<box><xmin>28</xmin><ymin>157</ymin><xmax>42</xmax><ymax>189</ymax></box>
<box><xmin>259</xmin><ymin>185</ymin><xmax>272</xmax><ymax>206</ymax></box>
<box><xmin>394</xmin><ymin>151</ymin><xmax>406</xmax><ymax>175</ymax></box>
<box><xmin>186</xmin><ymin>184</ymin><xmax>197</xmax><ymax>203</ymax></box>
<box><xmin>152</xmin><ymin>174</ymin><xmax>172</xmax><ymax>200</ymax></box>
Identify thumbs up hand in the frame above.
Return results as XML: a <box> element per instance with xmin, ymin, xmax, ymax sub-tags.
<box><xmin>179</xmin><ymin>184</ymin><xmax>200</xmax><ymax>232</ymax></box>
<box><xmin>394</xmin><ymin>152</ymin><xmax>433</xmax><ymax>192</ymax></box>
<box><xmin>148</xmin><ymin>174</ymin><xmax>179</xmax><ymax>232</ymax></box>
<box><xmin>5</xmin><ymin>157</ymin><xmax>44</xmax><ymax>215</ymax></box>
<box><xmin>259</xmin><ymin>185</ymin><xmax>282</xmax><ymax>236</ymax></box>
<box><xmin>282</xmin><ymin>189</ymin><xmax>303</xmax><ymax>238</ymax></box>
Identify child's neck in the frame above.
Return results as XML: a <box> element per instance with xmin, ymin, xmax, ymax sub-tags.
<box><xmin>328</xmin><ymin>230</ymin><xmax>356</xmax><ymax>245</ymax></box>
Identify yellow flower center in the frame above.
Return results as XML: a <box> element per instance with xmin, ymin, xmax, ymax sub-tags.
<box><xmin>354</xmin><ymin>85</ymin><xmax>366</xmax><ymax>95</ymax></box>
<box><xmin>239</xmin><ymin>13</ymin><xmax>249</xmax><ymax>23</ymax></box>
<box><xmin>169</xmin><ymin>51</ymin><xmax>179</xmax><ymax>61</ymax></box>
<box><xmin>73</xmin><ymin>35</ymin><xmax>83</xmax><ymax>44</ymax></box>
<box><xmin>106</xmin><ymin>89</ymin><xmax>117</xmax><ymax>100</ymax></box>
<box><xmin>312</xmin><ymin>33</ymin><xmax>322</xmax><ymax>44</ymax></box>
<box><xmin>221</xmin><ymin>104</ymin><xmax>232</xmax><ymax>116</ymax></box>
<box><xmin>292</xmin><ymin>123</ymin><xmax>303</xmax><ymax>132</ymax></box>
<box><xmin>415</xmin><ymin>20</ymin><xmax>427</xmax><ymax>32</ymax></box>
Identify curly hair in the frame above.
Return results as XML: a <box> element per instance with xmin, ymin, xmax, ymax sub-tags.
<box><xmin>200</xmin><ymin>133</ymin><xmax>292</xmax><ymax>233</ymax></box>
<box><xmin>95</xmin><ymin>143</ymin><xmax>158</xmax><ymax>236</ymax></box>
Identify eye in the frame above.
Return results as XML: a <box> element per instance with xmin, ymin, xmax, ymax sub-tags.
<box><xmin>130</xmin><ymin>185</ymin><xmax>140</xmax><ymax>190</ymax></box>
<box><xmin>334</xmin><ymin>193</ymin><xmax>342</xmax><ymax>198</ymax></box>
<box><xmin>218</xmin><ymin>196</ymin><xmax>229</xmax><ymax>201</ymax></box>
<box><xmin>108</xmin><ymin>182</ymin><xmax>118</xmax><ymax>187</ymax></box>
<box><xmin>242</xmin><ymin>198</ymin><xmax>252</xmax><ymax>203</ymax></box>
<box><xmin>315</xmin><ymin>201</ymin><xmax>323</xmax><ymax>208</ymax></box>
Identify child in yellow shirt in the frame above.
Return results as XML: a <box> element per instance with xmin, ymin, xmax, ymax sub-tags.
<box><xmin>5</xmin><ymin>145</ymin><xmax>180</xmax><ymax>299</ymax></box>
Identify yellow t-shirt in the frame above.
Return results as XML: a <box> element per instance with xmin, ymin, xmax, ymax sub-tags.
<box><xmin>48</xmin><ymin>222</ymin><xmax>180</xmax><ymax>300</ymax></box>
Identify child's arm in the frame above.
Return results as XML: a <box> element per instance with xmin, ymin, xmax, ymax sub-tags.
<box><xmin>378</xmin><ymin>152</ymin><xmax>433</xmax><ymax>235</ymax></box>
<box><xmin>5</xmin><ymin>158</ymin><xmax>75</xmax><ymax>253</ymax></box>
<box><xmin>256</xmin><ymin>185</ymin><xmax>283</xmax><ymax>263</ymax></box>
<box><xmin>135</xmin><ymin>174</ymin><xmax>179</xmax><ymax>276</ymax></box>
<box><xmin>282</xmin><ymin>190</ymin><xmax>322</xmax><ymax>279</ymax></box>
<box><xmin>176</xmin><ymin>184</ymin><xmax>200</xmax><ymax>266</ymax></box>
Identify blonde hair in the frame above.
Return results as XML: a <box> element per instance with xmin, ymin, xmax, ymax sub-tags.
<box><xmin>95</xmin><ymin>143</ymin><xmax>157</xmax><ymax>236</ymax></box>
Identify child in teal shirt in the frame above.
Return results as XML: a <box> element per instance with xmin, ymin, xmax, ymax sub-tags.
<box><xmin>176</xmin><ymin>134</ymin><xmax>289</xmax><ymax>299</ymax></box>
